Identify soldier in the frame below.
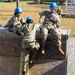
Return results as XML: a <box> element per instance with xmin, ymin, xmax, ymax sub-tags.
<box><xmin>57</xmin><ymin>6</ymin><xmax>62</xmax><ymax>18</ymax></box>
<box><xmin>20</xmin><ymin>16</ymin><xmax>41</xmax><ymax>75</ymax></box>
<box><xmin>39</xmin><ymin>2</ymin><xmax>65</xmax><ymax>55</ymax></box>
<box><xmin>22</xmin><ymin>16</ymin><xmax>41</xmax><ymax>63</ymax></box>
<box><xmin>5</xmin><ymin>7</ymin><xmax>25</xmax><ymax>35</ymax></box>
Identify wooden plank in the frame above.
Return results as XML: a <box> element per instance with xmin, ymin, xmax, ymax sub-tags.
<box><xmin>0</xmin><ymin>27</ymin><xmax>69</xmax><ymax>75</ymax></box>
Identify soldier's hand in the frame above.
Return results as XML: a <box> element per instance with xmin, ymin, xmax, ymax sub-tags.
<box><xmin>39</xmin><ymin>12</ymin><xmax>43</xmax><ymax>17</ymax></box>
<box><xmin>39</xmin><ymin>18</ymin><xmax>43</xmax><ymax>24</ymax></box>
<box><xmin>22</xmin><ymin>23</ymin><xmax>26</xmax><ymax>26</ymax></box>
<box><xmin>54</xmin><ymin>24</ymin><xmax>57</xmax><ymax>29</ymax></box>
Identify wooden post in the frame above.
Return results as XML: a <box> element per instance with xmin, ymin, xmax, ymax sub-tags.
<box><xmin>16</xmin><ymin>0</ymin><xmax>19</xmax><ymax>7</ymax></box>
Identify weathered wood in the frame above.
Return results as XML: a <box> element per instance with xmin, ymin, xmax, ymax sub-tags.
<box><xmin>0</xmin><ymin>27</ymin><xmax>69</xmax><ymax>75</ymax></box>
<box><xmin>0</xmin><ymin>27</ymin><xmax>23</xmax><ymax>56</ymax></box>
<box><xmin>0</xmin><ymin>27</ymin><xmax>70</xmax><ymax>58</ymax></box>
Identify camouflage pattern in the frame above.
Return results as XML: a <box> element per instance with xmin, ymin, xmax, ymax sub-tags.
<box><xmin>22</xmin><ymin>23</ymin><xmax>41</xmax><ymax>61</ymax></box>
<box><xmin>6</xmin><ymin>15</ymin><xmax>24</xmax><ymax>34</ymax></box>
<box><xmin>21</xmin><ymin>23</ymin><xmax>40</xmax><ymax>75</ymax></box>
<box><xmin>22</xmin><ymin>23</ymin><xmax>41</xmax><ymax>50</ymax></box>
<box><xmin>57</xmin><ymin>7</ymin><xmax>62</xmax><ymax>18</ymax></box>
<box><xmin>41</xmin><ymin>10</ymin><xmax>61</xmax><ymax>47</ymax></box>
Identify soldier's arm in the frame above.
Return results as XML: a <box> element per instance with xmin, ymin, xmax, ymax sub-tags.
<box><xmin>5</xmin><ymin>18</ymin><xmax>14</xmax><ymax>28</ymax></box>
<box><xmin>21</xmin><ymin>23</ymin><xmax>27</xmax><ymax>33</ymax></box>
<box><xmin>39</xmin><ymin>10</ymin><xmax>47</xmax><ymax>23</ymax></box>
<box><xmin>56</xmin><ymin>15</ymin><xmax>61</xmax><ymax>29</ymax></box>
<box><xmin>39</xmin><ymin>10</ymin><xmax>47</xmax><ymax>16</ymax></box>
<box><xmin>20</xmin><ymin>17</ymin><xmax>25</xmax><ymax>25</ymax></box>
<box><xmin>34</xmin><ymin>23</ymin><xmax>42</xmax><ymax>30</ymax></box>
<box><xmin>5</xmin><ymin>20</ymin><xmax>10</xmax><ymax>27</ymax></box>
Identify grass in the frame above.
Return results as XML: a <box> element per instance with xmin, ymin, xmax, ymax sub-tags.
<box><xmin>0</xmin><ymin>1</ymin><xmax>75</xmax><ymax>37</ymax></box>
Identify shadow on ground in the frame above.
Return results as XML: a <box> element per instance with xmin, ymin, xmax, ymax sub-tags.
<box><xmin>29</xmin><ymin>59</ymin><xmax>67</xmax><ymax>75</ymax></box>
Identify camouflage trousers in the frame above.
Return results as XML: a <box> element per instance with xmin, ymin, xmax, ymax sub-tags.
<box><xmin>9</xmin><ymin>25</ymin><xmax>24</xmax><ymax>35</ymax></box>
<box><xmin>41</xmin><ymin>25</ymin><xmax>61</xmax><ymax>47</ymax></box>
<box><xmin>22</xmin><ymin>40</ymin><xmax>40</xmax><ymax>59</ymax></box>
<box><xmin>20</xmin><ymin>41</ymin><xmax>40</xmax><ymax>74</ymax></box>
<box><xmin>13</xmin><ymin>25</ymin><xmax>22</xmax><ymax>34</ymax></box>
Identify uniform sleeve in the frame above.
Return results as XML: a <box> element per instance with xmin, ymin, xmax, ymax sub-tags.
<box><xmin>6</xmin><ymin>20</ymin><xmax>10</xmax><ymax>27</ymax></box>
<box><xmin>20</xmin><ymin>23</ymin><xmax>26</xmax><ymax>33</ymax></box>
<box><xmin>56</xmin><ymin>15</ymin><xmax>61</xmax><ymax>29</ymax></box>
<box><xmin>41</xmin><ymin>10</ymin><xmax>48</xmax><ymax>16</ymax></box>
<box><xmin>6</xmin><ymin>17</ymin><xmax>14</xmax><ymax>27</ymax></box>
<box><xmin>20</xmin><ymin>17</ymin><xmax>25</xmax><ymax>24</ymax></box>
<box><xmin>34</xmin><ymin>23</ymin><xmax>41</xmax><ymax>30</ymax></box>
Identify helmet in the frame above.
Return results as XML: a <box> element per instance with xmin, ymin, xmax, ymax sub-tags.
<box><xmin>26</xmin><ymin>16</ymin><xmax>33</xmax><ymax>23</ymax></box>
<box><xmin>50</xmin><ymin>2</ymin><xmax>57</xmax><ymax>9</ymax></box>
<box><xmin>15</xmin><ymin>7</ymin><xmax>22</xmax><ymax>14</ymax></box>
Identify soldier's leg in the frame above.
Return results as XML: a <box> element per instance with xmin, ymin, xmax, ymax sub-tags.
<box><xmin>29</xmin><ymin>42</ymin><xmax>40</xmax><ymax>63</ymax></box>
<box><xmin>13</xmin><ymin>26</ymin><xmax>21</xmax><ymax>35</ymax></box>
<box><xmin>30</xmin><ymin>49</ymin><xmax>38</xmax><ymax>64</ymax></box>
<box><xmin>41</xmin><ymin>26</ymin><xmax>48</xmax><ymax>54</ymax></box>
<box><xmin>13</xmin><ymin>26</ymin><xmax>18</xmax><ymax>33</ymax></box>
<box><xmin>49</xmin><ymin>28</ymin><xmax>65</xmax><ymax>55</ymax></box>
<box><xmin>19</xmin><ymin>42</ymin><xmax>30</xmax><ymax>75</ymax></box>
<box><xmin>23</xmin><ymin>49</ymin><xmax>30</xmax><ymax>75</ymax></box>
<box><xmin>18</xmin><ymin>26</ymin><xmax>24</xmax><ymax>36</ymax></box>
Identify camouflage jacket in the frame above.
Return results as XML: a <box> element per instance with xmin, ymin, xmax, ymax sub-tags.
<box><xmin>57</xmin><ymin>9</ymin><xmax>62</xmax><ymax>15</ymax></box>
<box><xmin>22</xmin><ymin>23</ymin><xmax>41</xmax><ymax>42</ymax></box>
<box><xmin>41</xmin><ymin>10</ymin><xmax>61</xmax><ymax>29</ymax></box>
<box><xmin>6</xmin><ymin>15</ymin><xmax>24</xmax><ymax>28</ymax></box>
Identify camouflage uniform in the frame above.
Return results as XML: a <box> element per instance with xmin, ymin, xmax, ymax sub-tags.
<box><xmin>22</xmin><ymin>23</ymin><xmax>41</xmax><ymax>60</ymax></box>
<box><xmin>57</xmin><ymin>7</ymin><xmax>62</xmax><ymax>18</ymax></box>
<box><xmin>41</xmin><ymin>10</ymin><xmax>61</xmax><ymax>48</ymax></box>
<box><xmin>19</xmin><ymin>23</ymin><xmax>41</xmax><ymax>75</ymax></box>
<box><xmin>6</xmin><ymin>15</ymin><xmax>24</xmax><ymax>34</ymax></box>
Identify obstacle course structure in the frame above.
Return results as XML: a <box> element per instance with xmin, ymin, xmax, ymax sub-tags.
<box><xmin>0</xmin><ymin>27</ymin><xmax>70</xmax><ymax>75</ymax></box>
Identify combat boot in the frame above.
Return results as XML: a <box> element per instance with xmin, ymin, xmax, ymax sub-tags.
<box><xmin>58</xmin><ymin>46</ymin><xmax>65</xmax><ymax>55</ymax></box>
<box><xmin>23</xmin><ymin>63</ymin><xmax>29</xmax><ymax>75</ymax></box>
<box><xmin>30</xmin><ymin>48</ymin><xmax>38</xmax><ymax>64</ymax></box>
<box><xmin>30</xmin><ymin>58</ymin><xmax>35</xmax><ymax>64</ymax></box>
<box><xmin>41</xmin><ymin>46</ymin><xmax>45</xmax><ymax>54</ymax></box>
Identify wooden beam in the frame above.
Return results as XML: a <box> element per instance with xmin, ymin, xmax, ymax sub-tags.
<box><xmin>16</xmin><ymin>0</ymin><xmax>19</xmax><ymax>7</ymax></box>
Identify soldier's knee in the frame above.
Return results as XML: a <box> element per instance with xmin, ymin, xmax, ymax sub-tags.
<box><xmin>41</xmin><ymin>27</ymin><xmax>48</xmax><ymax>36</ymax></box>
